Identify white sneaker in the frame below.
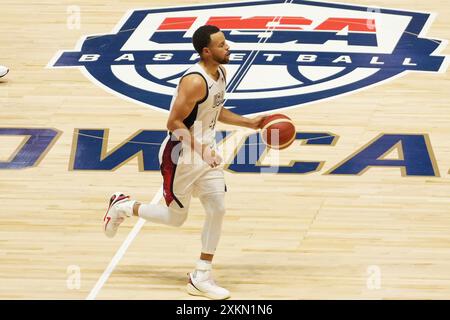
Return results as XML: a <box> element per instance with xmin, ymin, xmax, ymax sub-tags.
<box><xmin>103</xmin><ymin>192</ymin><xmax>134</xmax><ymax>238</ymax></box>
<box><xmin>0</xmin><ymin>65</ymin><xmax>8</xmax><ymax>78</ymax></box>
<box><xmin>186</xmin><ymin>261</ymin><xmax>230</xmax><ymax>300</ymax></box>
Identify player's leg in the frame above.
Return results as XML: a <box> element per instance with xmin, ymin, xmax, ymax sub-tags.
<box><xmin>103</xmin><ymin>134</ymin><xmax>194</xmax><ymax>237</ymax></box>
<box><xmin>199</xmin><ymin>192</ymin><xmax>226</xmax><ymax>257</ymax></box>
<box><xmin>186</xmin><ymin>169</ymin><xmax>230</xmax><ymax>300</ymax></box>
<box><xmin>133</xmin><ymin>194</ymin><xmax>191</xmax><ymax>227</ymax></box>
<box><xmin>0</xmin><ymin>65</ymin><xmax>9</xmax><ymax>78</ymax></box>
<box><xmin>103</xmin><ymin>190</ymin><xmax>191</xmax><ymax>238</ymax></box>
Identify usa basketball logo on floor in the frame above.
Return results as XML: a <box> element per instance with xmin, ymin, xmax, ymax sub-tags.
<box><xmin>49</xmin><ymin>0</ymin><xmax>448</xmax><ymax>115</ymax></box>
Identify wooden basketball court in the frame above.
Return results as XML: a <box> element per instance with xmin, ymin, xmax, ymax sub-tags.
<box><xmin>0</xmin><ymin>0</ymin><xmax>449</xmax><ymax>300</ymax></box>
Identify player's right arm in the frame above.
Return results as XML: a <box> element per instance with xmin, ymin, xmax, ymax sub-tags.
<box><xmin>166</xmin><ymin>74</ymin><xmax>221</xmax><ymax>167</ymax></box>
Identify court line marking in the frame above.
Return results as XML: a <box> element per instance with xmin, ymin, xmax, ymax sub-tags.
<box><xmin>86</xmin><ymin>186</ymin><xmax>163</xmax><ymax>300</ymax></box>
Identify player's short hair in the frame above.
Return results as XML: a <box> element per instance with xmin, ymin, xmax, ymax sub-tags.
<box><xmin>192</xmin><ymin>25</ymin><xmax>221</xmax><ymax>56</ymax></box>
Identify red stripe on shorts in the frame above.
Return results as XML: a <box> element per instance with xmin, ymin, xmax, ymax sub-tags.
<box><xmin>160</xmin><ymin>139</ymin><xmax>184</xmax><ymax>208</ymax></box>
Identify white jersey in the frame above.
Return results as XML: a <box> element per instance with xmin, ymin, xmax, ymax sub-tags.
<box><xmin>159</xmin><ymin>63</ymin><xmax>227</xmax><ymax>206</ymax></box>
<box><xmin>169</xmin><ymin>63</ymin><xmax>226</xmax><ymax>147</ymax></box>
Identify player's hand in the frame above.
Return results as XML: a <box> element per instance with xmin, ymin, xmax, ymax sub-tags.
<box><xmin>202</xmin><ymin>145</ymin><xmax>222</xmax><ymax>168</ymax></box>
<box><xmin>249</xmin><ymin>115</ymin><xmax>268</xmax><ymax>130</ymax></box>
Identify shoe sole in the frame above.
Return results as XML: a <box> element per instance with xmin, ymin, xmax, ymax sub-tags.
<box><xmin>0</xmin><ymin>69</ymin><xmax>8</xmax><ymax>78</ymax></box>
<box><xmin>186</xmin><ymin>283</ymin><xmax>230</xmax><ymax>300</ymax></box>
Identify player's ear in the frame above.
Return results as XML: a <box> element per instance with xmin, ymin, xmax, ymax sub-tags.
<box><xmin>202</xmin><ymin>47</ymin><xmax>210</xmax><ymax>56</ymax></box>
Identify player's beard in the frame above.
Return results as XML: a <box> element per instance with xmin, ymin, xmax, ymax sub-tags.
<box><xmin>213</xmin><ymin>52</ymin><xmax>230</xmax><ymax>65</ymax></box>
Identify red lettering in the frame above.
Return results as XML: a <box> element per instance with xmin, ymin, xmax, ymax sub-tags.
<box><xmin>158</xmin><ymin>17</ymin><xmax>197</xmax><ymax>30</ymax></box>
<box><xmin>276</xmin><ymin>17</ymin><xmax>313</xmax><ymax>30</ymax></box>
<box><xmin>206</xmin><ymin>16</ymin><xmax>312</xmax><ymax>30</ymax></box>
<box><xmin>207</xmin><ymin>16</ymin><xmax>276</xmax><ymax>29</ymax></box>
<box><xmin>157</xmin><ymin>16</ymin><xmax>376</xmax><ymax>32</ymax></box>
<box><xmin>315</xmin><ymin>18</ymin><xmax>376</xmax><ymax>32</ymax></box>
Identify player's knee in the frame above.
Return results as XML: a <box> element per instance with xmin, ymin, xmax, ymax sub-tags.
<box><xmin>168</xmin><ymin>207</ymin><xmax>188</xmax><ymax>227</ymax></box>
<box><xmin>170</xmin><ymin>214</ymin><xmax>187</xmax><ymax>227</ymax></box>
<box><xmin>214</xmin><ymin>201</ymin><xmax>226</xmax><ymax>218</ymax></box>
<box><xmin>201</xmin><ymin>193</ymin><xmax>226</xmax><ymax>218</ymax></box>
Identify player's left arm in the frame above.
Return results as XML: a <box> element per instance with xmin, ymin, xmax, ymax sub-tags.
<box><xmin>218</xmin><ymin>108</ymin><xmax>265</xmax><ymax>130</ymax></box>
<box><xmin>217</xmin><ymin>66</ymin><xmax>266</xmax><ymax>130</ymax></box>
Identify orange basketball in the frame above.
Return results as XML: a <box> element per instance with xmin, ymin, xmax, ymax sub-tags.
<box><xmin>260</xmin><ymin>114</ymin><xmax>296</xmax><ymax>150</ymax></box>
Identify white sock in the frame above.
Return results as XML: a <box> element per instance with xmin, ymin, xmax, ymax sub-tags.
<box><xmin>194</xmin><ymin>260</ymin><xmax>212</xmax><ymax>279</ymax></box>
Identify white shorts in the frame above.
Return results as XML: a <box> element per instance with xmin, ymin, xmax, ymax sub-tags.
<box><xmin>159</xmin><ymin>135</ymin><xmax>226</xmax><ymax>209</ymax></box>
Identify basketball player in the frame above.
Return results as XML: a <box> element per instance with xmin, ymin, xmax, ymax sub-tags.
<box><xmin>0</xmin><ymin>65</ymin><xmax>9</xmax><ymax>78</ymax></box>
<box><xmin>103</xmin><ymin>25</ymin><xmax>266</xmax><ymax>299</ymax></box>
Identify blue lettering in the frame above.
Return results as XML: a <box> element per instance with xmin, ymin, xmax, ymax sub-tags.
<box><xmin>327</xmin><ymin>134</ymin><xmax>438</xmax><ymax>176</ymax></box>
<box><xmin>71</xmin><ymin>129</ymin><xmax>230</xmax><ymax>171</ymax></box>
<box><xmin>0</xmin><ymin>128</ymin><xmax>61</xmax><ymax>169</ymax></box>
<box><xmin>226</xmin><ymin>132</ymin><xmax>337</xmax><ymax>174</ymax></box>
